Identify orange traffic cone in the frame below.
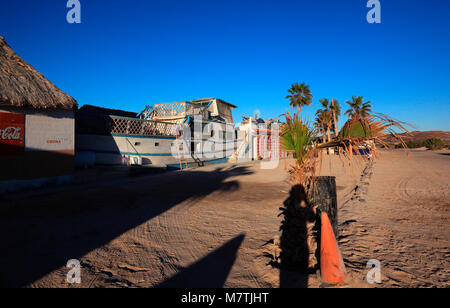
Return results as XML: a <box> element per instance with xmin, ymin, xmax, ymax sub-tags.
<box><xmin>320</xmin><ymin>212</ymin><xmax>347</xmax><ymax>284</ymax></box>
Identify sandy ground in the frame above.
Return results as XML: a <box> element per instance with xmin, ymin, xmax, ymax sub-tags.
<box><xmin>336</xmin><ymin>149</ymin><xmax>450</xmax><ymax>287</ymax></box>
<box><xmin>0</xmin><ymin>149</ymin><xmax>448</xmax><ymax>288</ymax></box>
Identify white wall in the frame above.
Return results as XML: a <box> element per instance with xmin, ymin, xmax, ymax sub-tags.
<box><xmin>24</xmin><ymin>110</ymin><xmax>74</xmax><ymax>152</ymax></box>
<box><xmin>236</xmin><ymin>121</ymin><xmax>257</xmax><ymax>161</ymax></box>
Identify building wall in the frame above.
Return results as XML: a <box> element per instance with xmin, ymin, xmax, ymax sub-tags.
<box><xmin>236</xmin><ymin>121</ymin><xmax>289</xmax><ymax>162</ymax></box>
<box><xmin>236</xmin><ymin>122</ymin><xmax>256</xmax><ymax>161</ymax></box>
<box><xmin>208</xmin><ymin>100</ymin><xmax>234</xmax><ymax>123</ymax></box>
<box><xmin>216</xmin><ymin>101</ymin><xmax>234</xmax><ymax>123</ymax></box>
<box><xmin>25</xmin><ymin>111</ymin><xmax>74</xmax><ymax>153</ymax></box>
<box><xmin>0</xmin><ymin>107</ymin><xmax>75</xmax><ymax>181</ymax></box>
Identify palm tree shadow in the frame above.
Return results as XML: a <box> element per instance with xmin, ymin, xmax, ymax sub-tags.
<box><xmin>156</xmin><ymin>234</ymin><xmax>245</xmax><ymax>288</ymax></box>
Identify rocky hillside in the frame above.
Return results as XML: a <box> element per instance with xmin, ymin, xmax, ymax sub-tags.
<box><xmin>383</xmin><ymin>131</ymin><xmax>450</xmax><ymax>144</ymax></box>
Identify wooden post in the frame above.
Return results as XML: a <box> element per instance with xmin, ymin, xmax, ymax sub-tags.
<box><xmin>310</xmin><ymin>176</ymin><xmax>338</xmax><ymax>236</ymax></box>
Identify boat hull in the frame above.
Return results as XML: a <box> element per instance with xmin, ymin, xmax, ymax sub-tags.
<box><xmin>76</xmin><ymin>133</ymin><xmax>238</xmax><ymax>169</ymax></box>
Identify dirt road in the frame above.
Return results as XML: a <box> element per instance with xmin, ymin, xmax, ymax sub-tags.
<box><xmin>0</xmin><ymin>149</ymin><xmax>448</xmax><ymax>287</ymax></box>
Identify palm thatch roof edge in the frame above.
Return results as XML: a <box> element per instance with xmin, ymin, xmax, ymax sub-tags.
<box><xmin>0</xmin><ymin>36</ymin><xmax>77</xmax><ymax>110</ymax></box>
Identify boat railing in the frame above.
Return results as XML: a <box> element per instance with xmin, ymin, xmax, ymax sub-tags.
<box><xmin>151</xmin><ymin>101</ymin><xmax>208</xmax><ymax>119</ymax></box>
<box><xmin>110</xmin><ymin>115</ymin><xmax>178</xmax><ymax>137</ymax></box>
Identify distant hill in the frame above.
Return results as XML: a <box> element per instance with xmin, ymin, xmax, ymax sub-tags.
<box><xmin>382</xmin><ymin>131</ymin><xmax>450</xmax><ymax>144</ymax></box>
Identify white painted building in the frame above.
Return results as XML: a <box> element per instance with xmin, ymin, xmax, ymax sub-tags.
<box><xmin>0</xmin><ymin>36</ymin><xmax>77</xmax><ymax>192</ymax></box>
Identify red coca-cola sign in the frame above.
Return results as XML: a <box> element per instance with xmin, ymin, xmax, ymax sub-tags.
<box><xmin>0</xmin><ymin>112</ymin><xmax>25</xmax><ymax>155</ymax></box>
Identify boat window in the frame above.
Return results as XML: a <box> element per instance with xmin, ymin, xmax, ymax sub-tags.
<box><xmin>155</xmin><ymin>142</ymin><xmax>159</xmax><ymax>147</ymax></box>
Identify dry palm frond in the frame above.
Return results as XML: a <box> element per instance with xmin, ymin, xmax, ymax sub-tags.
<box><xmin>281</xmin><ymin>110</ymin><xmax>414</xmax><ymax>193</ymax></box>
<box><xmin>317</xmin><ymin>113</ymin><xmax>414</xmax><ymax>174</ymax></box>
<box><xmin>320</xmin><ymin>113</ymin><xmax>414</xmax><ymax>155</ymax></box>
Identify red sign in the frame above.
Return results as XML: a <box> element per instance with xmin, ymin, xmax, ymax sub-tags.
<box><xmin>0</xmin><ymin>112</ymin><xmax>25</xmax><ymax>155</ymax></box>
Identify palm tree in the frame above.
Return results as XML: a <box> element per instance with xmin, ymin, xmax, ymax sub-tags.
<box><xmin>344</xmin><ymin>96</ymin><xmax>372</xmax><ymax>120</ymax></box>
<box><xmin>329</xmin><ymin>99</ymin><xmax>341</xmax><ymax>137</ymax></box>
<box><xmin>315</xmin><ymin>108</ymin><xmax>332</xmax><ymax>143</ymax></box>
<box><xmin>315</xmin><ymin>98</ymin><xmax>332</xmax><ymax>142</ymax></box>
<box><xmin>314</xmin><ymin>111</ymin><xmax>324</xmax><ymax>140</ymax></box>
<box><xmin>286</xmin><ymin>83</ymin><xmax>313</xmax><ymax>112</ymax></box>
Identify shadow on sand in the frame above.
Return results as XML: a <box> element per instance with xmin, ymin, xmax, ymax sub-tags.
<box><xmin>277</xmin><ymin>184</ymin><xmax>318</xmax><ymax>288</ymax></box>
<box><xmin>0</xmin><ymin>165</ymin><xmax>253</xmax><ymax>287</ymax></box>
<box><xmin>156</xmin><ymin>234</ymin><xmax>245</xmax><ymax>288</ymax></box>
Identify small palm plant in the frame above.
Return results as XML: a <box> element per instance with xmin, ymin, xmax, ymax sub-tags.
<box><xmin>286</xmin><ymin>83</ymin><xmax>313</xmax><ymax>113</ymax></box>
<box><xmin>281</xmin><ymin>112</ymin><xmax>315</xmax><ymax>166</ymax></box>
<box><xmin>281</xmin><ymin>111</ymin><xmax>317</xmax><ymax>188</ymax></box>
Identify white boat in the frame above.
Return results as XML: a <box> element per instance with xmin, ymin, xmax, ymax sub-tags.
<box><xmin>75</xmin><ymin>98</ymin><xmax>240</xmax><ymax>169</ymax></box>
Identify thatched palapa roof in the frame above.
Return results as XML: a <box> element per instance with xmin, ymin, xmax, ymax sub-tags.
<box><xmin>0</xmin><ymin>36</ymin><xmax>77</xmax><ymax>110</ymax></box>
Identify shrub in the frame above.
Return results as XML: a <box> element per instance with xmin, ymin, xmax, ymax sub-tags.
<box><xmin>423</xmin><ymin>138</ymin><xmax>446</xmax><ymax>150</ymax></box>
<box><xmin>405</xmin><ymin>140</ymin><xmax>425</xmax><ymax>148</ymax></box>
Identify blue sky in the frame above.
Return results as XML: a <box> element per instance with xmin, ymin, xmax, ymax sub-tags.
<box><xmin>1</xmin><ymin>0</ymin><xmax>449</xmax><ymax>130</ymax></box>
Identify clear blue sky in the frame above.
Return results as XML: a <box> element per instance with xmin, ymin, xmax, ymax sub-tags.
<box><xmin>1</xmin><ymin>0</ymin><xmax>449</xmax><ymax>130</ymax></box>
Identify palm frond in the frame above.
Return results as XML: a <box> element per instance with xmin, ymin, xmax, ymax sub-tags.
<box><xmin>281</xmin><ymin>109</ymin><xmax>414</xmax><ymax>190</ymax></box>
